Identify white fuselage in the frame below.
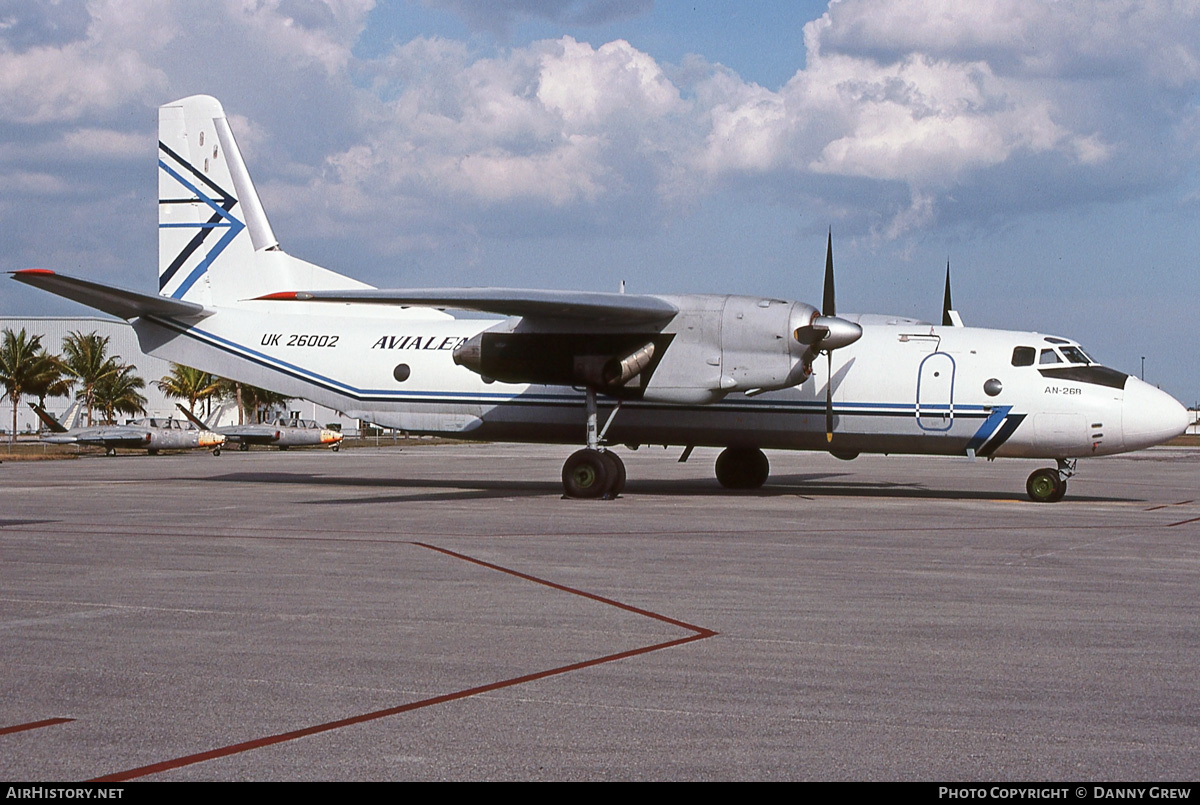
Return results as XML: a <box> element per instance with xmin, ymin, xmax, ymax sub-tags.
<box><xmin>130</xmin><ymin>300</ymin><xmax>1186</xmax><ymax>461</ymax></box>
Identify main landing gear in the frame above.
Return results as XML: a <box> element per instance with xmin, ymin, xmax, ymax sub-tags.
<box><xmin>562</xmin><ymin>448</ymin><xmax>625</xmax><ymax>498</ymax></box>
<box><xmin>715</xmin><ymin>447</ymin><xmax>770</xmax><ymax>490</ymax></box>
<box><xmin>560</xmin><ymin>388</ymin><xmax>625</xmax><ymax>499</ymax></box>
<box><xmin>1026</xmin><ymin>458</ymin><xmax>1076</xmax><ymax>503</ymax></box>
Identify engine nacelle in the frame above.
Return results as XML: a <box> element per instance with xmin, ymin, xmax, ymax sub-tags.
<box><xmin>450</xmin><ymin>294</ymin><xmax>861</xmax><ymax>403</ymax></box>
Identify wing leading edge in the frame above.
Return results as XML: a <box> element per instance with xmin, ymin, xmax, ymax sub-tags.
<box><xmin>254</xmin><ymin>287</ymin><xmax>679</xmax><ymax>325</ymax></box>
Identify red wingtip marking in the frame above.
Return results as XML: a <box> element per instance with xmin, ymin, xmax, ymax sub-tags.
<box><xmin>13</xmin><ymin>268</ymin><xmax>56</xmax><ymax>275</ymax></box>
<box><xmin>254</xmin><ymin>291</ymin><xmax>299</xmax><ymax>300</ymax></box>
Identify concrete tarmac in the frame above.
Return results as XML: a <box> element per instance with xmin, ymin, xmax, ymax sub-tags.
<box><xmin>2</xmin><ymin>443</ymin><xmax>1199</xmax><ymax>781</ymax></box>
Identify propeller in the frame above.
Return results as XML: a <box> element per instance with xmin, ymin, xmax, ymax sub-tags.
<box><xmin>792</xmin><ymin>229</ymin><xmax>862</xmax><ymax>443</ymax></box>
<box><xmin>942</xmin><ymin>260</ymin><xmax>953</xmax><ymax>327</ymax></box>
<box><xmin>941</xmin><ymin>260</ymin><xmax>964</xmax><ymax>326</ymax></box>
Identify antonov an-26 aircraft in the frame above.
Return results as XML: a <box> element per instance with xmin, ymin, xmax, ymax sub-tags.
<box><xmin>13</xmin><ymin>95</ymin><xmax>1190</xmax><ymax>501</ymax></box>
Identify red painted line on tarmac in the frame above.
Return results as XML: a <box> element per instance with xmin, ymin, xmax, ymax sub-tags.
<box><xmin>414</xmin><ymin>542</ymin><xmax>716</xmax><ymax>636</ymax></box>
<box><xmin>92</xmin><ymin>543</ymin><xmax>715</xmax><ymax>782</ymax></box>
<box><xmin>1144</xmin><ymin>500</ymin><xmax>1194</xmax><ymax>511</ymax></box>
<box><xmin>1166</xmin><ymin>515</ymin><xmax>1200</xmax><ymax>528</ymax></box>
<box><xmin>0</xmin><ymin>717</ymin><xmax>74</xmax><ymax>735</ymax></box>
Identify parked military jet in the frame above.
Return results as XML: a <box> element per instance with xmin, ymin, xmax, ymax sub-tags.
<box><xmin>13</xmin><ymin>95</ymin><xmax>1190</xmax><ymax>499</ymax></box>
<box><xmin>29</xmin><ymin>403</ymin><xmax>225</xmax><ymax>456</ymax></box>
<box><xmin>175</xmin><ymin>403</ymin><xmax>342</xmax><ymax>451</ymax></box>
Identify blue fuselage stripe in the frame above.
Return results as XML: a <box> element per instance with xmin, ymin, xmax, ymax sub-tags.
<box><xmin>143</xmin><ymin>316</ymin><xmax>1021</xmax><ymax>424</ymax></box>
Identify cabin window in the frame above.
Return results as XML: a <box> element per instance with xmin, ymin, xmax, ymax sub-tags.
<box><xmin>1039</xmin><ymin>349</ymin><xmax>1062</xmax><ymax>364</ymax></box>
<box><xmin>1011</xmin><ymin>347</ymin><xmax>1035</xmax><ymax>366</ymax></box>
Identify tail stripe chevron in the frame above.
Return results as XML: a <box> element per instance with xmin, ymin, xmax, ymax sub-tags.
<box><xmin>157</xmin><ymin>141</ymin><xmax>245</xmax><ymax>298</ymax></box>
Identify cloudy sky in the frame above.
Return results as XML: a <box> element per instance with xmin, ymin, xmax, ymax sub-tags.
<box><xmin>2</xmin><ymin>0</ymin><xmax>1198</xmax><ymax>402</ymax></box>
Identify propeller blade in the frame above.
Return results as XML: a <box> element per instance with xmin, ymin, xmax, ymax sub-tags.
<box><xmin>825</xmin><ymin>352</ymin><xmax>834</xmax><ymax>442</ymax></box>
<box><xmin>823</xmin><ymin>227</ymin><xmax>835</xmax><ymax>317</ymax></box>
<box><xmin>942</xmin><ymin>260</ymin><xmax>953</xmax><ymax>327</ymax></box>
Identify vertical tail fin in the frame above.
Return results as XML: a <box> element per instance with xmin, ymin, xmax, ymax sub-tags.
<box><xmin>158</xmin><ymin>96</ymin><xmax>368</xmax><ymax>306</ymax></box>
<box><xmin>28</xmin><ymin>403</ymin><xmax>68</xmax><ymax>433</ymax></box>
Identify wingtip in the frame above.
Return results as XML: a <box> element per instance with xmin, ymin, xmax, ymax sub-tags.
<box><xmin>254</xmin><ymin>291</ymin><xmax>313</xmax><ymax>301</ymax></box>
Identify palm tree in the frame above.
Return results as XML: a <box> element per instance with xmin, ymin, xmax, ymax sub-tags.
<box><xmin>60</xmin><ymin>331</ymin><xmax>120</xmax><ymax>426</ymax></box>
<box><xmin>215</xmin><ymin>378</ymin><xmax>291</xmax><ymax>424</ymax></box>
<box><xmin>0</xmin><ymin>328</ymin><xmax>59</xmax><ymax>444</ymax></box>
<box><xmin>25</xmin><ymin>351</ymin><xmax>74</xmax><ymax>409</ymax></box>
<box><xmin>93</xmin><ymin>363</ymin><xmax>148</xmax><ymax>424</ymax></box>
<box><xmin>156</xmin><ymin>364</ymin><xmax>221</xmax><ymax>416</ymax></box>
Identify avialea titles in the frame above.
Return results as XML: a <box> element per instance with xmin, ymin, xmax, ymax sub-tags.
<box><xmin>370</xmin><ymin>335</ymin><xmax>469</xmax><ymax>351</ymax></box>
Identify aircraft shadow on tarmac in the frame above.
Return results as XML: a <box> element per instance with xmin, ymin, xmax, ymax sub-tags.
<box><xmin>201</xmin><ymin>471</ymin><xmax>1131</xmax><ymax>504</ymax></box>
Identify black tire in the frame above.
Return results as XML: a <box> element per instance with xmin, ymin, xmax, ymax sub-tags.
<box><xmin>238</xmin><ymin>442</ymin><xmax>250</xmax><ymax>452</ymax></box>
<box><xmin>1047</xmin><ymin>477</ymin><xmax>1067</xmax><ymax>502</ymax></box>
<box><xmin>1026</xmin><ymin>468</ymin><xmax>1063</xmax><ymax>502</ymax></box>
<box><xmin>601</xmin><ymin>451</ymin><xmax>626</xmax><ymax>498</ymax></box>
<box><xmin>715</xmin><ymin>447</ymin><xmax>770</xmax><ymax>490</ymax></box>
<box><xmin>213</xmin><ymin>447</ymin><xmax>221</xmax><ymax>456</ymax></box>
<box><xmin>562</xmin><ymin>449</ymin><xmax>611</xmax><ymax>499</ymax></box>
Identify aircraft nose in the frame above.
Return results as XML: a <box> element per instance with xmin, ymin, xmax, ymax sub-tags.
<box><xmin>1122</xmin><ymin>377</ymin><xmax>1190</xmax><ymax>450</ymax></box>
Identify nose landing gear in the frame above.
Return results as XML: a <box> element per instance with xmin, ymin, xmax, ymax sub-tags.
<box><xmin>1026</xmin><ymin>458</ymin><xmax>1076</xmax><ymax>502</ymax></box>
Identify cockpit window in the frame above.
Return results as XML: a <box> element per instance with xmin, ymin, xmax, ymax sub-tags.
<box><xmin>1039</xmin><ymin>349</ymin><xmax>1062</xmax><ymax>364</ymax></box>
<box><xmin>1059</xmin><ymin>346</ymin><xmax>1090</xmax><ymax>364</ymax></box>
<box><xmin>1012</xmin><ymin>347</ymin><xmax>1036</xmax><ymax>366</ymax></box>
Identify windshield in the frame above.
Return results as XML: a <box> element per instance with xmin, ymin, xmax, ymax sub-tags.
<box><xmin>1060</xmin><ymin>346</ymin><xmax>1092</xmax><ymax>364</ymax></box>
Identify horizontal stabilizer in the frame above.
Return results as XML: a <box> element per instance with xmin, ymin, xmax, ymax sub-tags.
<box><xmin>254</xmin><ymin>287</ymin><xmax>679</xmax><ymax>325</ymax></box>
<box><xmin>11</xmin><ymin>270</ymin><xmax>209</xmax><ymax>320</ymax></box>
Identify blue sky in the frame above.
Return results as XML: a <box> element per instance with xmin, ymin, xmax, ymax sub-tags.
<box><xmin>2</xmin><ymin>0</ymin><xmax>1198</xmax><ymax>403</ymax></box>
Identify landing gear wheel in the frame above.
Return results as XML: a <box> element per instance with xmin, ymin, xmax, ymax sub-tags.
<box><xmin>1047</xmin><ymin>480</ymin><xmax>1067</xmax><ymax>502</ymax></box>
<box><xmin>715</xmin><ymin>447</ymin><xmax>770</xmax><ymax>490</ymax></box>
<box><xmin>331</xmin><ymin>444</ymin><xmax>340</xmax><ymax>452</ymax></box>
<box><xmin>562</xmin><ymin>449</ymin><xmax>611</xmax><ymax>499</ymax></box>
<box><xmin>238</xmin><ymin>442</ymin><xmax>250</xmax><ymax>452</ymax></box>
<box><xmin>601</xmin><ymin>451</ymin><xmax>626</xmax><ymax>498</ymax></box>
<box><xmin>105</xmin><ymin>447</ymin><xmax>115</xmax><ymax>457</ymax></box>
<box><xmin>212</xmin><ymin>447</ymin><xmax>222</xmax><ymax>456</ymax></box>
<box><xmin>1026</xmin><ymin>468</ymin><xmax>1066</xmax><ymax>502</ymax></box>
